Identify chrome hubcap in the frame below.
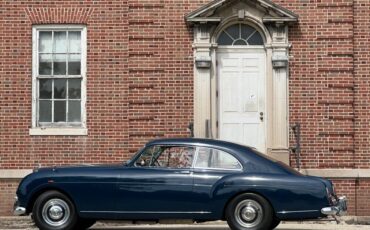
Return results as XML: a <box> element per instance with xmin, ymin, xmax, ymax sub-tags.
<box><xmin>49</xmin><ymin>205</ymin><xmax>64</xmax><ymax>220</ymax></box>
<box><xmin>42</xmin><ymin>199</ymin><xmax>70</xmax><ymax>227</ymax></box>
<box><xmin>241</xmin><ymin>206</ymin><xmax>257</xmax><ymax>221</ymax></box>
<box><xmin>234</xmin><ymin>199</ymin><xmax>263</xmax><ymax>228</ymax></box>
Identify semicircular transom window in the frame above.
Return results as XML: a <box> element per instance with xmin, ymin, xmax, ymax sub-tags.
<box><xmin>217</xmin><ymin>23</ymin><xmax>264</xmax><ymax>46</ymax></box>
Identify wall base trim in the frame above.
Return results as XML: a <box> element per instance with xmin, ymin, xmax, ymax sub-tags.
<box><xmin>301</xmin><ymin>169</ymin><xmax>370</xmax><ymax>179</ymax></box>
<box><xmin>0</xmin><ymin>169</ymin><xmax>33</xmax><ymax>179</ymax></box>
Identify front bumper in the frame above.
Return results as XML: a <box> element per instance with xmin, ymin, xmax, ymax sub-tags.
<box><xmin>321</xmin><ymin>196</ymin><xmax>347</xmax><ymax>216</ymax></box>
<box><xmin>13</xmin><ymin>196</ymin><xmax>26</xmax><ymax>216</ymax></box>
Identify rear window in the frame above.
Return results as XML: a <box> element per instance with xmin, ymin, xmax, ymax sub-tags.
<box><xmin>195</xmin><ymin>147</ymin><xmax>242</xmax><ymax>170</ymax></box>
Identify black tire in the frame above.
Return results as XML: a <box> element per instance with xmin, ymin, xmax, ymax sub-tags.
<box><xmin>269</xmin><ymin>218</ymin><xmax>281</xmax><ymax>229</ymax></box>
<box><xmin>32</xmin><ymin>190</ymin><xmax>78</xmax><ymax>230</ymax></box>
<box><xmin>225</xmin><ymin>193</ymin><xmax>273</xmax><ymax>230</ymax></box>
<box><xmin>74</xmin><ymin>219</ymin><xmax>96</xmax><ymax>230</ymax></box>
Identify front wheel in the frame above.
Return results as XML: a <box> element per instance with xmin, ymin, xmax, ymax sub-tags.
<box><xmin>32</xmin><ymin>190</ymin><xmax>78</xmax><ymax>230</ymax></box>
<box><xmin>225</xmin><ymin>193</ymin><xmax>273</xmax><ymax>230</ymax></box>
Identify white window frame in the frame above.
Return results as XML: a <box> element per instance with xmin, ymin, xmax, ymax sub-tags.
<box><xmin>30</xmin><ymin>25</ymin><xmax>87</xmax><ymax>136</ymax></box>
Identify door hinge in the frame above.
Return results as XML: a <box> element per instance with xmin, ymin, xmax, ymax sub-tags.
<box><xmin>216</xmin><ymin>90</ymin><xmax>218</xmax><ymax>97</ymax></box>
<box><xmin>216</xmin><ymin>121</ymin><xmax>219</xmax><ymax>127</ymax></box>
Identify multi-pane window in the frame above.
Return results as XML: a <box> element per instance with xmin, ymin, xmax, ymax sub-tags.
<box><xmin>33</xmin><ymin>26</ymin><xmax>86</xmax><ymax>128</ymax></box>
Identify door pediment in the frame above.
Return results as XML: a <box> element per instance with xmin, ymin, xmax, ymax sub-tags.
<box><xmin>186</xmin><ymin>0</ymin><xmax>298</xmax><ymax>25</ymax></box>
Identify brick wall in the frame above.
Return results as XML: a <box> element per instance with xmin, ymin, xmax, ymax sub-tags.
<box><xmin>0</xmin><ymin>180</ymin><xmax>20</xmax><ymax>216</ymax></box>
<box><xmin>1</xmin><ymin>0</ymin><xmax>370</xmax><ymax>216</ymax></box>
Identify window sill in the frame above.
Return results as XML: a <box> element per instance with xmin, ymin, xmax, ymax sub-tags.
<box><xmin>29</xmin><ymin>127</ymin><xmax>88</xmax><ymax>136</ymax></box>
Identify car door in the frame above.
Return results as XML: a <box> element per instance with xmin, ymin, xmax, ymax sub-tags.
<box><xmin>192</xmin><ymin>147</ymin><xmax>244</xmax><ymax>213</ymax></box>
<box><xmin>116</xmin><ymin>145</ymin><xmax>197</xmax><ymax>219</ymax></box>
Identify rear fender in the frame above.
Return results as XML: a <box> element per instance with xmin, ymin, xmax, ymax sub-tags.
<box><xmin>210</xmin><ymin>174</ymin><xmax>329</xmax><ymax>219</ymax></box>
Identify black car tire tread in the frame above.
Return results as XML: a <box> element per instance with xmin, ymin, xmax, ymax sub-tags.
<box><xmin>32</xmin><ymin>190</ymin><xmax>78</xmax><ymax>230</ymax></box>
<box><xmin>225</xmin><ymin>193</ymin><xmax>273</xmax><ymax>230</ymax></box>
<box><xmin>269</xmin><ymin>218</ymin><xmax>281</xmax><ymax>229</ymax></box>
<box><xmin>74</xmin><ymin>219</ymin><xmax>96</xmax><ymax>230</ymax></box>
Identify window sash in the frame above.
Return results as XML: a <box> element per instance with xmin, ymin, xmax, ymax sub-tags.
<box><xmin>32</xmin><ymin>25</ymin><xmax>86</xmax><ymax>128</ymax></box>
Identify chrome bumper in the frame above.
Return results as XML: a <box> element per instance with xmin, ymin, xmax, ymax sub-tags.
<box><xmin>13</xmin><ymin>196</ymin><xmax>26</xmax><ymax>216</ymax></box>
<box><xmin>321</xmin><ymin>196</ymin><xmax>347</xmax><ymax>216</ymax></box>
<box><xmin>13</xmin><ymin>206</ymin><xmax>26</xmax><ymax>216</ymax></box>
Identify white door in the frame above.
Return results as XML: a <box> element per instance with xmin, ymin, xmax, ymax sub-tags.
<box><xmin>217</xmin><ymin>49</ymin><xmax>266</xmax><ymax>152</ymax></box>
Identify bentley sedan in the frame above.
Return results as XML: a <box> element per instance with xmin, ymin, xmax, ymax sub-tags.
<box><xmin>14</xmin><ymin>138</ymin><xmax>347</xmax><ymax>230</ymax></box>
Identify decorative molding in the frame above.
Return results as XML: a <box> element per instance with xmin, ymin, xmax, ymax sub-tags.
<box><xmin>0</xmin><ymin>170</ymin><xmax>33</xmax><ymax>179</ymax></box>
<box><xmin>185</xmin><ymin>0</ymin><xmax>298</xmax><ymax>25</ymax></box>
<box><xmin>25</xmin><ymin>7</ymin><xmax>94</xmax><ymax>24</ymax></box>
<box><xmin>301</xmin><ymin>169</ymin><xmax>370</xmax><ymax>179</ymax></box>
<box><xmin>29</xmin><ymin>128</ymin><xmax>88</xmax><ymax>136</ymax></box>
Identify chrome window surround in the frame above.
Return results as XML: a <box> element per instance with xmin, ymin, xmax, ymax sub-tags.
<box><xmin>133</xmin><ymin>144</ymin><xmax>244</xmax><ymax>171</ymax></box>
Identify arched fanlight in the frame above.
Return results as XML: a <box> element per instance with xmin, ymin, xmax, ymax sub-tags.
<box><xmin>217</xmin><ymin>23</ymin><xmax>264</xmax><ymax>46</ymax></box>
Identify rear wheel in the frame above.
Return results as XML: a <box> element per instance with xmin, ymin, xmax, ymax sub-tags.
<box><xmin>225</xmin><ymin>193</ymin><xmax>273</xmax><ymax>230</ymax></box>
<box><xmin>32</xmin><ymin>190</ymin><xmax>78</xmax><ymax>230</ymax></box>
<box><xmin>270</xmin><ymin>218</ymin><xmax>281</xmax><ymax>229</ymax></box>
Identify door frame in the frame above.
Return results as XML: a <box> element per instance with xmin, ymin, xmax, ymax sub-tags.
<box><xmin>216</xmin><ymin>47</ymin><xmax>267</xmax><ymax>152</ymax></box>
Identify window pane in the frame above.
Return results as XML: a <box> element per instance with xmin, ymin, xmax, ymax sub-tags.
<box><xmin>54</xmin><ymin>79</ymin><xmax>66</xmax><ymax>99</ymax></box>
<box><xmin>39</xmin><ymin>32</ymin><xmax>52</xmax><ymax>53</ymax></box>
<box><xmin>241</xmin><ymin>25</ymin><xmax>255</xmax><ymax>40</ymax></box>
<box><xmin>212</xmin><ymin>150</ymin><xmax>241</xmax><ymax>170</ymax></box>
<box><xmin>54</xmin><ymin>31</ymin><xmax>67</xmax><ymax>53</ymax></box>
<box><xmin>68</xmin><ymin>79</ymin><xmax>81</xmax><ymax>99</ymax></box>
<box><xmin>39</xmin><ymin>79</ymin><xmax>52</xmax><ymax>99</ymax></box>
<box><xmin>68</xmin><ymin>100</ymin><xmax>81</xmax><ymax>122</ymax></box>
<box><xmin>225</xmin><ymin>24</ymin><xmax>239</xmax><ymax>39</ymax></box>
<box><xmin>54</xmin><ymin>101</ymin><xmax>66</xmax><ymax>122</ymax></box>
<box><xmin>53</xmin><ymin>54</ymin><xmax>66</xmax><ymax>75</ymax></box>
<box><xmin>39</xmin><ymin>54</ymin><xmax>52</xmax><ymax>75</ymax></box>
<box><xmin>68</xmin><ymin>54</ymin><xmax>81</xmax><ymax>75</ymax></box>
<box><xmin>234</xmin><ymin>40</ymin><xmax>247</xmax><ymax>45</ymax></box>
<box><xmin>195</xmin><ymin>147</ymin><xmax>241</xmax><ymax>170</ymax></box>
<box><xmin>167</xmin><ymin>147</ymin><xmax>195</xmax><ymax>168</ymax></box>
<box><xmin>39</xmin><ymin>100</ymin><xmax>52</xmax><ymax>122</ymax></box>
<box><xmin>195</xmin><ymin>148</ymin><xmax>211</xmax><ymax>168</ymax></box>
<box><xmin>217</xmin><ymin>32</ymin><xmax>233</xmax><ymax>45</ymax></box>
<box><xmin>247</xmin><ymin>32</ymin><xmax>264</xmax><ymax>45</ymax></box>
<box><xmin>69</xmin><ymin>31</ymin><xmax>81</xmax><ymax>53</ymax></box>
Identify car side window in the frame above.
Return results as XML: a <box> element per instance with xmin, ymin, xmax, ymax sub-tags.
<box><xmin>195</xmin><ymin>147</ymin><xmax>242</xmax><ymax>170</ymax></box>
<box><xmin>135</xmin><ymin>145</ymin><xmax>195</xmax><ymax>169</ymax></box>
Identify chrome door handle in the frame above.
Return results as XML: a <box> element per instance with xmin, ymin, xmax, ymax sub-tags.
<box><xmin>260</xmin><ymin>112</ymin><xmax>264</xmax><ymax>121</ymax></box>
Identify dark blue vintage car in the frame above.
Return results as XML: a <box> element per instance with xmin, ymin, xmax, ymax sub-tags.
<box><xmin>14</xmin><ymin>138</ymin><xmax>347</xmax><ymax>230</ymax></box>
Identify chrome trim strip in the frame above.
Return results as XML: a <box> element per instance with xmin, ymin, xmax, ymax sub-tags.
<box><xmin>80</xmin><ymin>211</ymin><xmax>211</xmax><ymax>214</ymax></box>
<box><xmin>277</xmin><ymin>210</ymin><xmax>318</xmax><ymax>214</ymax></box>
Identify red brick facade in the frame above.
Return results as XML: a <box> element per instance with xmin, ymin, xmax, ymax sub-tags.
<box><xmin>1</xmin><ymin>0</ymin><xmax>370</xmax><ymax>216</ymax></box>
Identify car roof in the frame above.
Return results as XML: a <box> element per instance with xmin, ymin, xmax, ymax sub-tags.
<box><xmin>146</xmin><ymin>138</ymin><xmax>256</xmax><ymax>153</ymax></box>
<box><xmin>143</xmin><ymin>138</ymin><xmax>291</xmax><ymax>175</ymax></box>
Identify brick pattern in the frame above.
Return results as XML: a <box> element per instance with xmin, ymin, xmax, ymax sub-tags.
<box><xmin>1</xmin><ymin>0</ymin><xmax>370</xmax><ymax>216</ymax></box>
<box><xmin>0</xmin><ymin>180</ymin><xmax>20</xmax><ymax>216</ymax></box>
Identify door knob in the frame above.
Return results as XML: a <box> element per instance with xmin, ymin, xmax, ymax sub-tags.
<box><xmin>260</xmin><ymin>112</ymin><xmax>264</xmax><ymax>121</ymax></box>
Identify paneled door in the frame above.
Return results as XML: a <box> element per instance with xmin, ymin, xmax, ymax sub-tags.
<box><xmin>217</xmin><ymin>49</ymin><xmax>266</xmax><ymax>152</ymax></box>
